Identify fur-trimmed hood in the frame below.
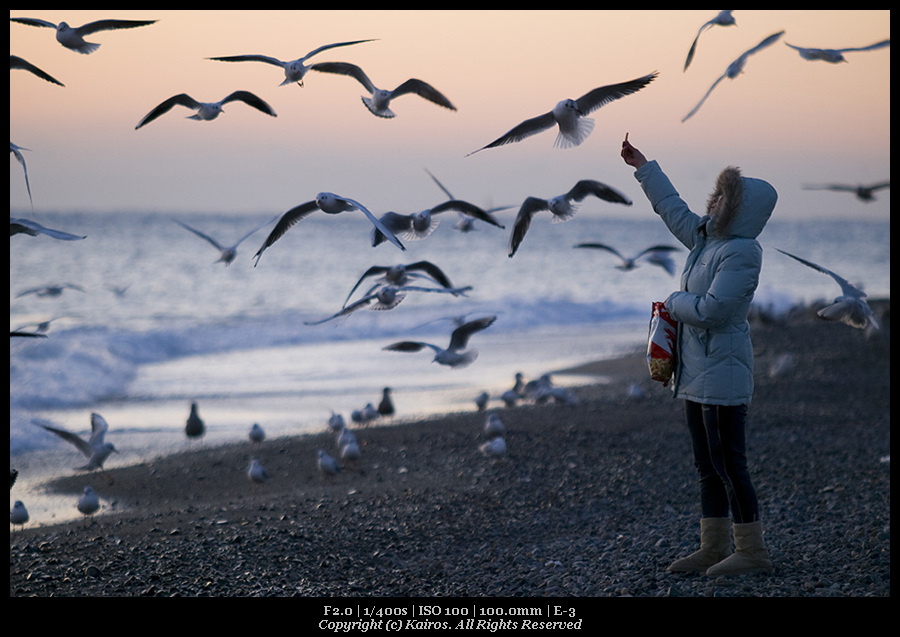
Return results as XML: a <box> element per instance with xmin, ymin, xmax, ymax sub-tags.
<box><xmin>707</xmin><ymin>166</ymin><xmax>777</xmax><ymax>239</ymax></box>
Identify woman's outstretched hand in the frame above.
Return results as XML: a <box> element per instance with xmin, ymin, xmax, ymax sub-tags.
<box><xmin>621</xmin><ymin>133</ymin><xmax>647</xmax><ymax>169</ymax></box>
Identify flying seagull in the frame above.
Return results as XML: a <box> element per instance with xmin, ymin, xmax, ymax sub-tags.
<box><xmin>424</xmin><ymin>168</ymin><xmax>514</xmax><ymax>231</ymax></box>
<box><xmin>468</xmin><ymin>71</ymin><xmax>658</xmax><ymax>154</ymax></box>
<box><xmin>684</xmin><ymin>10</ymin><xmax>737</xmax><ymax>71</ymax></box>
<box><xmin>10</xmin><ymin>55</ymin><xmax>64</xmax><ymax>86</ymax></box>
<box><xmin>382</xmin><ymin>315</ymin><xmax>497</xmax><ymax>368</ymax></box>
<box><xmin>135</xmin><ymin>91</ymin><xmax>276</xmax><ymax>129</ymax></box>
<box><xmin>802</xmin><ymin>181</ymin><xmax>889</xmax><ymax>202</ymax></box>
<box><xmin>342</xmin><ymin>260</ymin><xmax>460</xmax><ymax>307</ymax></box>
<box><xmin>573</xmin><ymin>242</ymin><xmax>681</xmax><ymax>276</ymax></box>
<box><xmin>310</xmin><ymin>61</ymin><xmax>456</xmax><ymax>118</ymax></box>
<box><xmin>306</xmin><ymin>283</ymin><xmax>471</xmax><ymax>325</ymax></box>
<box><xmin>253</xmin><ymin>192</ymin><xmax>405</xmax><ymax>265</ymax></box>
<box><xmin>10</xmin><ymin>17</ymin><xmax>156</xmax><ymax>54</ymax></box>
<box><xmin>776</xmin><ymin>249</ymin><xmax>879</xmax><ymax>330</ymax></box>
<box><xmin>372</xmin><ymin>199</ymin><xmax>505</xmax><ymax>246</ymax></box>
<box><xmin>207</xmin><ymin>39</ymin><xmax>376</xmax><ymax>86</ymax></box>
<box><xmin>173</xmin><ymin>217</ymin><xmax>273</xmax><ymax>265</ymax></box>
<box><xmin>785</xmin><ymin>39</ymin><xmax>889</xmax><ymax>63</ymax></box>
<box><xmin>508</xmin><ymin>180</ymin><xmax>632</xmax><ymax>257</ymax></box>
<box><xmin>682</xmin><ymin>30</ymin><xmax>784</xmax><ymax>123</ymax></box>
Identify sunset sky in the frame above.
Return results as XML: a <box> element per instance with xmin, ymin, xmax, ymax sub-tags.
<box><xmin>10</xmin><ymin>10</ymin><xmax>891</xmax><ymax>219</ymax></box>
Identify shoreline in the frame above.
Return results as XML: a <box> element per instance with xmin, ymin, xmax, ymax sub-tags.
<box><xmin>10</xmin><ymin>300</ymin><xmax>890</xmax><ymax>597</ymax></box>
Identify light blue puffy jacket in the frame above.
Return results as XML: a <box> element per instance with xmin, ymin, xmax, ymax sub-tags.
<box><xmin>634</xmin><ymin>160</ymin><xmax>777</xmax><ymax>405</ymax></box>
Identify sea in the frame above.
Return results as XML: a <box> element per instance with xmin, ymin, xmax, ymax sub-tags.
<box><xmin>9</xmin><ymin>209</ymin><xmax>890</xmax><ymax>525</ymax></box>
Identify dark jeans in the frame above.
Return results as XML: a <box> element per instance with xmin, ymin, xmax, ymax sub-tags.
<box><xmin>684</xmin><ymin>400</ymin><xmax>759</xmax><ymax>524</ymax></box>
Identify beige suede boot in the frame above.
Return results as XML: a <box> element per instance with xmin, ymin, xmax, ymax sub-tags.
<box><xmin>667</xmin><ymin>517</ymin><xmax>733</xmax><ymax>573</ymax></box>
<box><xmin>705</xmin><ymin>520</ymin><xmax>773</xmax><ymax>576</ymax></box>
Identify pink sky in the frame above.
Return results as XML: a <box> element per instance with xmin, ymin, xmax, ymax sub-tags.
<box><xmin>10</xmin><ymin>10</ymin><xmax>890</xmax><ymax>219</ymax></box>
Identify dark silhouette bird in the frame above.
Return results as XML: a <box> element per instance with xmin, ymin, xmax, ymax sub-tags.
<box><xmin>185</xmin><ymin>401</ymin><xmax>205</xmax><ymax>440</ymax></box>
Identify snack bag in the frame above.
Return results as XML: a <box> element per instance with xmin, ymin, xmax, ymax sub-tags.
<box><xmin>647</xmin><ymin>301</ymin><xmax>677</xmax><ymax>386</ymax></box>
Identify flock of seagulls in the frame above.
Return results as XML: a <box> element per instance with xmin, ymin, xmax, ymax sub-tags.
<box><xmin>10</xmin><ymin>12</ymin><xmax>888</xmax><ymax>529</ymax></box>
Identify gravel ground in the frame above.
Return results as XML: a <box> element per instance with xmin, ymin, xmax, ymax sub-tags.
<box><xmin>9</xmin><ymin>301</ymin><xmax>890</xmax><ymax>597</ymax></box>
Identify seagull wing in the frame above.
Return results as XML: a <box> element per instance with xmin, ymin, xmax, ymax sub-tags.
<box><xmin>10</xmin><ymin>55</ymin><xmax>65</xmax><ymax>86</ymax></box>
<box><xmin>74</xmin><ymin>19</ymin><xmax>157</xmax><ymax>36</ymax></box>
<box><xmin>10</xmin><ymin>218</ymin><xmax>85</xmax><ymax>240</ymax></box>
<box><xmin>343</xmin><ymin>265</ymin><xmax>392</xmax><ymax>306</ymax></box>
<box><xmin>341</xmin><ymin>197</ymin><xmax>406</xmax><ymax>251</ymax></box>
<box><xmin>684</xmin><ymin>21</ymin><xmax>714</xmax><ymax>71</ymax></box>
<box><xmin>9</xmin><ymin>143</ymin><xmax>33</xmax><ymax>209</ymax></box>
<box><xmin>447</xmin><ymin>316</ymin><xmax>497</xmax><ymax>351</ymax></box>
<box><xmin>405</xmin><ymin>261</ymin><xmax>455</xmax><ymax>289</ymax></box>
<box><xmin>382</xmin><ymin>341</ymin><xmax>437</xmax><ymax>354</ymax></box>
<box><xmin>252</xmin><ymin>200</ymin><xmax>319</xmax><ymax>265</ymax></box>
<box><xmin>207</xmin><ymin>54</ymin><xmax>287</xmax><ymax>67</ymax></box>
<box><xmin>837</xmin><ymin>39</ymin><xmax>890</xmax><ymax>53</ymax></box>
<box><xmin>136</xmin><ymin>94</ymin><xmax>201</xmax><ymax>129</ymax></box>
<box><xmin>776</xmin><ymin>249</ymin><xmax>865</xmax><ymax>299</ymax></box>
<box><xmin>309</xmin><ymin>61</ymin><xmax>376</xmax><ymax>93</ymax></box>
<box><xmin>304</xmin><ymin>293</ymin><xmax>384</xmax><ymax>325</ymax></box>
<box><xmin>10</xmin><ymin>17</ymin><xmax>58</xmax><ymax>29</ymax></box>
<box><xmin>508</xmin><ymin>196</ymin><xmax>550</xmax><ymax>257</ymax></box>
<box><xmin>88</xmin><ymin>412</ymin><xmax>109</xmax><ymax>447</ymax></box>
<box><xmin>743</xmin><ymin>30</ymin><xmax>785</xmax><ymax>57</ymax></box>
<box><xmin>301</xmin><ymin>39</ymin><xmax>378</xmax><ymax>61</ymax></box>
<box><xmin>424</xmin><ymin>168</ymin><xmax>455</xmax><ymax>200</ymax></box>
<box><xmin>635</xmin><ymin>244</ymin><xmax>681</xmax><ymax>257</ymax></box>
<box><xmin>575</xmin><ymin>71</ymin><xmax>658</xmax><ymax>114</ymax></box>
<box><xmin>467</xmin><ymin>111</ymin><xmax>558</xmax><ymax>156</ymax></box>
<box><xmin>573</xmin><ymin>242</ymin><xmax>626</xmax><ymax>261</ymax></box>
<box><xmin>390</xmin><ymin>78</ymin><xmax>456</xmax><ymax>110</ymax></box>
<box><xmin>173</xmin><ymin>219</ymin><xmax>226</xmax><ymax>251</ymax></box>
<box><xmin>566</xmin><ymin>179</ymin><xmax>633</xmax><ymax>205</ymax></box>
<box><xmin>430</xmin><ymin>200</ymin><xmax>505</xmax><ymax>228</ymax></box>
<box><xmin>33</xmin><ymin>420</ymin><xmax>93</xmax><ymax>458</ymax></box>
<box><xmin>681</xmin><ymin>72</ymin><xmax>727</xmax><ymax>123</ymax></box>
<box><xmin>221</xmin><ymin>90</ymin><xmax>277</xmax><ymax>117</ymax></box>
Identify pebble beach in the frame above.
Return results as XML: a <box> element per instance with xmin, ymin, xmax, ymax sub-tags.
<box><xmin>9</xmin><ymin>300</ymin><xmax>890</xmax><ymax>598</ymax></box>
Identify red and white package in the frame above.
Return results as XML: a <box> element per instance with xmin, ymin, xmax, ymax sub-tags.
<box><xmin>647</xmin><ymin>301</ymin><xmax>677</xmax><ymax>386</ymax></box>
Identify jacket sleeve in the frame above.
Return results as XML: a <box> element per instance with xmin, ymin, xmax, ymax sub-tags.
<box><xmin>666</xmin><ymin>239</ymin><xmax>762</xmax><ymax>328</ymax></box>
<box><xmin>634</xmin><ymin>160</ymin><xmax>702</xmax><ymax>249</ymax></box>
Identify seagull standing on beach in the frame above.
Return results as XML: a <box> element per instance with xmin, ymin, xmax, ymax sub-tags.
<box><xmin>185</xmin><ymin>402</ymin><xmax>205</xmax><ymax>441</ymax></box>
<box><xmin>10</xmin><ymin>17</ymin><xmax>156</xmax><ymax>54</ymax></box>
<box><xmin>253</xmin><ymin>192</ymin><xmax>405</xmax><ymax>265</ymax></box>
<box><xmin>310</xmin><ymin>61</ymin><xmax>456</xmax><ymax>118</ymax></box>
<box><xmin>248</xmin><ymin>458</ymin><xmax>270</xmax><ymax>485</ymax></box>
<box><xmin>382</xmin><ymin>315</ymin><xmax>497</xmax><ymax>368</ymax></box>
<box><xmin>682</xmin><ymin>30</ymin><xmax>784</xmax><ymax>122</ymax></box>
<box><xmin>372</xmin><ymin>199</ymin><xmax>505</xmax><ymax>246</ymax></box>
<box><xmin>484</xmin><ymin>413</ymin><xmax>505</xmax><ymax>438</ymax></box>
<box><xmin>378</xmin><ymin>387</ymin><xmax>395</xmax><ymax>417</ymax></box>
<box><xmin>776</xmin><ymin>249</ymin><xmax>879</xmax><ymax>330</ymax></box>
<box><xmin>135</xmin><ymin>91</ymin><xmax>276</xmax><ymax>129</ymax></box>
<box><xmin>802</xmin><ymin>181</ymin><xmax>890</xmax><ymax>202</ymax></box>
<box><xmin>10</xmin><ymin>501</ymin><xmax>29</xmax><ymax>530</ymax></box>
<box><xmin>10</xmin><ymin>218</ymin><xmax>86</xmax><ymax>240</ymax></box>
<box><xmin>784</xmin><ymin>39</ymin><xmax>889</xmax><ymax>63</ymax></box>
<box><xmin>10</xmin><ymin>54</ymin><xmax>65</xmax><ymax>86</ymax></box>
<box><xmin>684</xmin><ymin>10</ymin><xmax>737</xmax><ymax>71</ymax></box>
<box><xmin>317</xmin><ymin>449</ymin><xmax>341</xmax><ymax>480</ymax></box>
<box><xmin>468</xmin><ymin>72</ymin><xmax>657</xmax><ymax>154</ymax></box>
<box><xmin>173</xmin><ymin>217</ymin><xmax>273</xmax><ymax>265</ymax></box>
<box><xmin>207</xmin><ymin>39</ymin><xmax>376</xmax><ymax>86</ymax></box>
<box><xmin>479</xmin><ymin>436</ymin><xmax>507</xmax><ymax>459</ymax></box>
<box><xmin>77</xmin><ymin>486</ymin><xmax>100</xmax><ymax>522</ymax></box>
<box><xmin>10</xmin><ymin>143</ymin><xmax>34</xmax><ymax>211</ymax></box>
<box><xmin>33</xmin><ymin>413</ymin><xmax>118</xmax><ymax>477</ymax></box>
<box><xmin>573</xmin><ymin>242</ymin><xmax>681</xmax><ymax>276</ymax></box>
<box><xmin>508</xmin><ymin>180</ymin><xmax>633</xmax><ymax>257</ymax></box>
<box><xmin>249</xmin><ymin>423</ymin><xmax>265</xmax><ymax>445</ymax></box>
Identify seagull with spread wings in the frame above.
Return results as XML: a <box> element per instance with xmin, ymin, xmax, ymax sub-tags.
<box><xmin>10</xmin><ymin>16</ymin><xmax>156</xmax><ymax>54</ymax></box>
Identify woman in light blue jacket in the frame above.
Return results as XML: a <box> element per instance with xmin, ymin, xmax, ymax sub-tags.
<box><xmin>621</xmin><ymin>135</ymin><xmax>777</xmax><ymax>577</ymax></box>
